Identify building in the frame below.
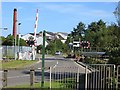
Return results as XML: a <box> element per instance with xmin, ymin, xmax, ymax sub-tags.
<box><xmin>21</xmin><ymin>31</ymin><xmax>68</xmax><ymax>46</ymax></box>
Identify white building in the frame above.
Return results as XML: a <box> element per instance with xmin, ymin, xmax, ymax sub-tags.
<box><xmin>21</xmin><ymin>33</ymin><xmax>48</xmax><ymax>47</ymax></box>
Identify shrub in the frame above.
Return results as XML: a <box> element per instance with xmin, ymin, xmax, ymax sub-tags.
<box><xmin>108</xmin><ymin>57</ymin><xmax>120</xmax><ymax>65</ymax></box>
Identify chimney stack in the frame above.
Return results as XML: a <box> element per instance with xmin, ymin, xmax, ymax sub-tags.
<box><xmin>13</xmin><ymin>8</ymin><xmax>17</xmax><ymax>38</ymax></box>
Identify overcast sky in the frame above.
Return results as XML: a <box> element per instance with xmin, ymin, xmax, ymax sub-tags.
<box><xmin>1</xmin><ymin>1</ymin><xmax>118</xmax><ymax>37</ymax></box>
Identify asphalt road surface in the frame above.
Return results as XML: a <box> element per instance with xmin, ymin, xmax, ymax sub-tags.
<box><xmin>3</xmin><ymin>55</ymin><xmax>88</xmax><ymax>87</ymax></box>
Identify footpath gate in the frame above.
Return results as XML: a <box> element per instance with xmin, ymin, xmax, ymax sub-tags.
<box><xmin>50</xmin><ymin>64</ymin><xmax>117</xmax><ymax>89</ymax></box>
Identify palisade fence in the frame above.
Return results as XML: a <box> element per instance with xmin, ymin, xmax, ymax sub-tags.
<box><xmin>50</xmin><ymin>65</ymin><xmax>118</xmax><ymax>89</ymax></box>
<box><xmin>2</xmin><ymin>65</ymin><xmax>120</xmax><ymax>89</ymax></box>
<box><xmin>2</xmin><ymin>46</ymin><xmax>32</xmax><ymax>59</ymax></box>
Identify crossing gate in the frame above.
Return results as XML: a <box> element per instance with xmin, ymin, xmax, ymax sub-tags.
<box><xmin>50</xmin><ymin>64</ymin><xmax>116</xmax><ymax>89</ymax></box>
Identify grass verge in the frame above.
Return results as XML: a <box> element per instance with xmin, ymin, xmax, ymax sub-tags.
<box><xmin>5</xmin><ymin>78</ymin><xmax>77</xmax><ymax>89</ymax></box>
<box><xmin>5</xmin><ymin>81</ymin><xmax>61</xmax><ymax>88</ymax></box>
<box><xmin>1</xmin><ymin>60</ymin><xmax>38</xmax><ymax>69</ymax></box>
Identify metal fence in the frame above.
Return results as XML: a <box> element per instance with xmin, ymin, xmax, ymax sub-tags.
<box><xmin>2</xmin><ymin>46</ymin><xmax>32</xmax><ymax>59</ymax></box>
<box><xmin>86</xmin><ymin>64</ymin><xmax>116</xmax><ymax>89</ymax></box>
<box><xmin>50</xmin><ymin>66</ymin><xmax>81</xmax><ymax>89</ymax></box>
<box><xmin>2</xmin><ymin>64</ymin><xmax>120</xmax><ymax>89</ymax></box>
<box><xmin>50</xmin><ymin>64</ymin><xmax>117</xmax><ymax>89</ymax></box>
<box><xmin>117</xmin><ymin>65</ymin><xmax>120</xmax><ymax>88</ymax></box>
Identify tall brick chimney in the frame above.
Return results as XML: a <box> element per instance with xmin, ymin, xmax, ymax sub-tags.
<box><xmin>13</xmin><ymin>8</ymin><xmax>17</xmax><ymax>38</ymax></box>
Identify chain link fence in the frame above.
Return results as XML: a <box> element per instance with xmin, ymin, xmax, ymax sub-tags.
<box><xmin>2</xmin><ymin>46</ymin><xmax>32</xmax><ymax>59</ymax></box>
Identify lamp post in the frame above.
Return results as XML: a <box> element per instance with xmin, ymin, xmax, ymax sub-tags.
<box><xmin>18</xmin><ymin>23</ymin><xmax>21</xmax><ymax>52</ymax></box>
<box><xmin>0</xmin><ymin>28</ymin><xmax>8</xmax><ymax>30</ymax></box>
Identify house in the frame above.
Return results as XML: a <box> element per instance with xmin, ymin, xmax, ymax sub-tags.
<box><xmin>20</xmin><ymin>33</ymin><xmax>48</xmax><ymax>47</ymax></box>
<box><xmin>21</xmin><ymin>31</ymin><xmax>68</xmax><ymax>46</ymax></box>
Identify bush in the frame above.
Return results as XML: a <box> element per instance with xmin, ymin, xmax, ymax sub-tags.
<box><xmin>108</xmin><ymin>57</ymin><xmax>120</xmax><ymax>65</ymax></box>
<box><xmin>84</xmin><ymin>57</ymin><xmax>93</xmax><ymax>64</ymax></box>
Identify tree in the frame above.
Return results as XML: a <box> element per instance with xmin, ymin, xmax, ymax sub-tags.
<box><xmin>0</xmin><ymin>36</ymin><xmax>6</xmax><ymax>44</ymax></box>
<box><xmin>113</xmin><ymin>1</ymin><xmax>120</xmax><ymax>26</ymax></box>
<box><xmin>46</xmin><ymin>39</ymin><xmax>65</xmax><ymax>55</ymax></box>
<box><xmin>85</xmin><ymin>20</ymin><xmax>107</xmax><ymax>48</ymax></box>
<box><xmin>2</xmin><ymin>34</ymin><xmax>27</xmax><ymax>46</ymax></box>
<box><xmin>2</xmin><ymin>34</ymin><xmax>14</xmax><ymax>46</ymax></box>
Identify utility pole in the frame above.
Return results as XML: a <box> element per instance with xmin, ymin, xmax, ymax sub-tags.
<box><xmin>41</xmin><ymin>30</ymin><xmax>45</xmax><ymax>88</ymax></box>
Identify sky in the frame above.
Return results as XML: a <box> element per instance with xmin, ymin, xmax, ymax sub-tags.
<box><xmin>1</xmin><ymin>1</ymin><xmax>118</xmax><ymax>37</ymax></box>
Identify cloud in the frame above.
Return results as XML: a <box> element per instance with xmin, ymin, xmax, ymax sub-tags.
<box><xmin>1</xmin><ymin>0</ymin><xmax>120</xmax><ymax>2</ymax></box>
<box><xmin>40</xmin><ymin>3</ymin><xmax>114</xmax><ymax>18</ymax></box>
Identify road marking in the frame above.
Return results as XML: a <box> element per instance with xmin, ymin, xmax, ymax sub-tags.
<box><xmin>69</xmin><ymin>58</ymin><xmax>91</xmax><ymax>73</ymax></box>
<box><xmin>53</xmin><ymin>61</ymin><xmax>58</xmax><ymax>68</ymax></box>
<box><xmin>53</xmin><ymin>65</ymin><xmax>56</xmax><ymax>68</ymax></box>
<box><xmin>57</xmin><ymin>61</ymin><xmax>58</xmax><ymax>64</ymax></box>
<box><xmin>8</xmin><ymin>75</ymin><xmax>29</xmax><ymax>79</ymax></box>
<box><xmin>36</xmin><ymin>60</ymin><xmax>41</xmax><ymax>63</ymax></box>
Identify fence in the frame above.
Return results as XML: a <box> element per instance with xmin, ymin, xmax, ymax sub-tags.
<box><xmin>117</xmin><ymin>65</ymin><xmax>120</xmax><ymax>88</ymax></box>
<box><xmin>2</xmin><ymin>46</ymin><xmax>32</xmax><ymax>59</ymax></box>
<box><xmin>2</xmin><ymin>65</ymin><xmax>120</xmax><ymax>89</ymax></box>
<box><xmin>50</xmin><ymin>64</ymin><xmax>118</xmax><ymax>89</ymax></box>
<box><xmin>50</xmin><ymin>66</ymin><xmax>80</xmax><ymax>89</ymax></box>
<box><xmin>86</xmin><ymin>64</ymin><xmax>116</xmax><ymax>89</ymax></box>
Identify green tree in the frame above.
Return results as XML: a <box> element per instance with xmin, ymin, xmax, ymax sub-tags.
<box><xmin>46</xmin><ymin>39</ymin><xmax>65</xmax><ymax>55</ymax></box>
<box><xmin>0</xmin><ymin>36</ymin><xmax>6</xmax><ymax>45</ymax></box>
<box><xmin>2</xmin><ymin>34</ymin><xmax>14</xmax><ymax>46</ymax></box>
<box><xmin>2</xmin><ymin>34</ymin><xmax>26</xmax><ymax>46</ymax></box>
<box><xmin>85</xmin><ymin>19</ymin><xmax>107</xmax><ymax>48</ymax></box>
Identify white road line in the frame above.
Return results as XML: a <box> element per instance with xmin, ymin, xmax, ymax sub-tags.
<box><xmin>38</xmin><ymin>68</ymin><xmax>41</xmax><ymax>70</ymax></box>
<box><xmin>71</xmin><ymin>59</ymin><xmax>91</xmax><ymax>73</ymax></box>
<box><xmin>57</xmin><ymin>61</ymin><xmax>58</xmax><ymax>64</ymax></box>
<box><xmin>53</xmin><ymin>65</ymin><xmax>56</xmax><ymax>68</ymax></box>
<box><xmin>8</xmin><ymin>75</ymin><xmax>29</xmax><ymax>79</ymax></box>
<box><xmin>36</xmin><ymin>60</ymin><xmax>41</xmax><ymax>63</ymax></box>
<box><xmin>53</xmin><ymin>61</ymin><xmax>59</xmax><ymax>68</ymax></box>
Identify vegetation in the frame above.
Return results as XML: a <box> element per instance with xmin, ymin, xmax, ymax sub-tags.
<box><xmin>1</xmin><ymin>34</ymin><xmax>26</xmax><ymax>46</ymax></box>
<box><xmin>6</xmin><ymin>78</ymin><xmax>77</xmax><ymax>89</ymax></box>
<box><xmin>1</xmin><ymin>60</ymin><xmax>37</xmax><ymax>69</ymax></box>
<box><xmin>65</xmin><ymin>19</ymin><xmax>120</xmax><ymax>65</ymax></box>
<box><xmin>6</xmin><ymin>81</ymin><xmax>58</xmax><ymax>88</ymax></box>
<box><xmin>45</xmin><ymin>38</ymin><xmax>68</xmax><ymax>55</ymax></box>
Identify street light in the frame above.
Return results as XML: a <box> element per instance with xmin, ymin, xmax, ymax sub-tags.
<box><xmin>0</xmin><ymin>27</ymin><xmax>8</xmax><ymax>30</ymax></box>
<box><xmin>18</xmin><ymin>23</ymin><xmax>21</xmax><ymax>52</ymax></box>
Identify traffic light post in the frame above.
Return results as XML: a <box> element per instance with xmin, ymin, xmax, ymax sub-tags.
<box><xmin>41</xmin><ymin>30</ymin><xmax>45</xmax><ymax>88</ymax></box>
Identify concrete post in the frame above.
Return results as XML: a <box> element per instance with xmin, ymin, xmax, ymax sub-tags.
<box><xmin>3</xmin><ymin>69</ymin><xmax>8</xmax><ymax>87</ymax></box>
<box><xmin>30</xmin><ymin>69</ymin><xmax>34</xmax><ymax>89</ymax></box>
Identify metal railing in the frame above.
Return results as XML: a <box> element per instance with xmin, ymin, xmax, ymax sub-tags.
<box><xmin>50</xmin><ymin>66</ymin><xmax>80</xmax><ymax>89</ymax></box>
<box><xmin>86</xmin><ymin>64</ymin><xmax>116</xmax><ymax>89</ymax></box>
<box><xmin>117</xmin><ymin>65</ymin><xmax>120</xmax><ymax>89</ymax></box>
<box><xmin>2</xmin><ymin>64</ymin><xmax>120</xmax><ymax>89</ymax></box>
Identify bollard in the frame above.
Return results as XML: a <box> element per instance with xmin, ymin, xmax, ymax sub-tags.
<box><xmin>30</xmin><ymin>69</ymin><xmax>34</xmax><ymax>89</ymax></box>
<box><xmin>3</xmin><ymin>69</ymin><xmax>8</xmax><ymax>87</ymax></box>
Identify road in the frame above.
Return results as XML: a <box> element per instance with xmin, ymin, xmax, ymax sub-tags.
<box><xmin>3</xmin><ymin>55</ymin><xmax>88</xmax><ymax>87</ymax></box>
